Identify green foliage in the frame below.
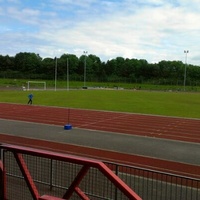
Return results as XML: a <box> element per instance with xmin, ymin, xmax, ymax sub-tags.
<box><xmin>1</xmin><ymin>52</ymin><xmax>200</xmax><ymax>87</ymax></box>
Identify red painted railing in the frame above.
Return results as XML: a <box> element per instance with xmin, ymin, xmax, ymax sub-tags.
<box><xmin>0</xmin><ymin>143</ymin><xmax>142</xmax><ymax>200</ymax></box>
<box><xmin>0</xmin><ymin>160</ymin><xmax>7</xmax><ymax>200</ymax></box>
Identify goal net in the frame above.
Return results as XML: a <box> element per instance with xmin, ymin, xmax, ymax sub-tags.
<box><xmin>27</xmin><ymin>81</ymin><xmax>46</xmax><ymax>91</ymax></box>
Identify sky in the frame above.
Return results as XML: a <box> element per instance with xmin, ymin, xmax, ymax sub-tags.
<box><xmin>0</xmin><ymin>0</ymin><xmax>200</xmax><ymax>65</ymax></box>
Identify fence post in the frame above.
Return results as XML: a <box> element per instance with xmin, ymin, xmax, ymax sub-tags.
<box><xmin>115</xmin><ymin>165</ymin><xmax>119</xmax><ymax>200</ymax></box>
<box><xmin>0</xmin><ymin>161</ymin><xmax>3</xmax><ymax>200</ymax></box>
<box><xmin>0</xmin><ymin>148</ymin><xmax>7</xmax><ymax>200</ymax></box>
<box><xmin>50</xmin><ymin>159</ymin><xmax>53</xmax><ymax>190</ymax></box>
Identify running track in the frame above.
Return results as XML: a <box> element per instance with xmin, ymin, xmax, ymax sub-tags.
<box><xmin>0</xmin><ymin>103</ymin><xmax>199</xmax><ymax>178</ymax></box>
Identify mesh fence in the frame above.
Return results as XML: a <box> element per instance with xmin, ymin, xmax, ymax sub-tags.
<box><xmin>3</xmin><ymin>150</ymin><xmax>133</xmax><ymax>200</ymax></box>
<box><xmin>2</xmin><ymin>149</ymin><xmax>200</xmax><ymax>200</ymax></box>
<box><xmin>105</xmin><ymin>162</ymin><xmax>200</xmax><ymax>200</ymax></box>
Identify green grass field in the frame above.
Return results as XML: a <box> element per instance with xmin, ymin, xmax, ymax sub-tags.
<box><xmin>0</xmin><ymin>89</ymin><xmax>200</xmax><ymax>119</ymax></box>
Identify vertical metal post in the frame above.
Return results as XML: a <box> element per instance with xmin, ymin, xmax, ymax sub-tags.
<box><xmin>83</xmin><ymin>51</ymin><xmax>87</xmax><ymax>88</ymax></box>
<box><xmin>67</xmin><ymin>58</ymin><xmax>69</xmax><ymax>91</ymax></box>
<box><xmin>183</xmin><ymin>50</ymin><xmax>189</xmax><ymax>91</ymax></box>
<box><xmin>115</xmin><ymin>165</ymin><xmax>119</xmax><ymax>200</ymax></box>
<box><xmin>50</xmin><ymin>159</ymin><xmax>53</xmax><ymax>191</ymax></box>
<box><xmin>0</xmin><ymin>148</ymin><xmax>6</xmax><ymax>200</ymax></box>
<box><xmin>55</xmin><ymin>57</ymin><xmax>57</xmax><ymax>91</ymax></box>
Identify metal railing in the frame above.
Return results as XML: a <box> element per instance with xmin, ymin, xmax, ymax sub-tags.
<box><xmin>0</xmin><ymin>143</ymin><xmax>141</xmax><ymax>200</ymax></box>
<box><xmin>0</xmin><ymin>143</ymin><xmax>199</xmax><ymax>200</ymax></box>
<box><xmin>105</xmin><ymin>162</ymin><xmax>200</xmax><ymax>200</ymax></box>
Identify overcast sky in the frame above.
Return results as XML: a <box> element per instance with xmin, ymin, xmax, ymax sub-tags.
<box><xmin>0</xmin><ymin>0</ymin><xmax>200</xmax><ymax>65</ymax></box>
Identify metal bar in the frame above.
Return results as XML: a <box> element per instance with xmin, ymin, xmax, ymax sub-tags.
<box><xmin>115</xmin><ymin>165</ymin><xmax>119</xmax><ymax>200</ymax></box>
<box><xmin>75</xmin><ymin>187</ymin><xmax>90</xmax><ymax>200</ymax></box>
<box><xmin>50</xmin><ymin>159</ymin><xmax>53</xmax><ymax>191</ymax></box>
<box><xmin>13</xmin><ymin>153</ymin><xmax>40</xmax><ymax>200</ymax></box>
<box><xmin>98</xmin><ymin>162</ymin><xmax>142</xmax><ymax>200</ymax></box>
<box><xmin>63</xmin><ymin>165</ymin><xmax>90</xmax><ymax>199</ymax></box>
<box><xmin>39</xmin><ymin>195</ymin><xmax>64</xmax><ymax>200</ymax></box>
<box><xmin>0</xmin><ymin>159</ymin><xmax>7</xmax><ymax>200</ymax></box>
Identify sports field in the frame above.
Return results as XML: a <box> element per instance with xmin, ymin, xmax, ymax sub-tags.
<box><xmin>0</xmin><ymin>89</ymin><xmax>199</xmax><ymax>178</ymax></box>
<box><xmin>0</xmin><ymin>89</ymin><xmax>200</xmax><ymax>118</ymax></box>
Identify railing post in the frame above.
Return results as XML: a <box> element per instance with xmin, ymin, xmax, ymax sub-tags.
<box><xmin>115</xmin><ymin>164</ymin><xmax>119</xmax><ymax>200</ymax></box>
<box><xmin>0</xmin><ymin>160</ymin><xmax>3</xmax><ymax>200</ymax></box>
<box><xmin>0</xmin><ymin>148</ymin><xmax>7</xmax><ymax>200</ymax></box>
<box><xmin>50</xmin><ymin>159</ymin><xmax>53</xmax><ymax>191</ymax></box>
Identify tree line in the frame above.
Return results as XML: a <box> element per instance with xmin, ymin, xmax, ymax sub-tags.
<box><xmin>0</xmin><ymin>52</ymin><xmax>200</xmax><ymax>86</ymax></box>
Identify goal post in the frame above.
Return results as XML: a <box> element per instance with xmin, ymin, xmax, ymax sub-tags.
<box><xmin>27</xmin><ymin>81</ymin><xmax>46</xmax><ymax>91</ymax></box>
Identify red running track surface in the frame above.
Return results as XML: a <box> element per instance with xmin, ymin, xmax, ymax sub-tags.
<box><xmin>0</xmin><ymin>103</ymin><xmax>199</xmax><ymax>143</ymax></box>
<box><xmin>0</xmin><ymin>103</ymin><xmax>199</xmax><ymax>178</ymax></box>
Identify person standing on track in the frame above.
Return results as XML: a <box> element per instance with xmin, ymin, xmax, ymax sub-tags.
<box><xmin>27</xmin><ymin>93</ymin><xmax>33</xmax><ymax>105</ymax></box>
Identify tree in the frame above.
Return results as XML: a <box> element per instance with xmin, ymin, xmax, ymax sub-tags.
<box><xmin>59</xmin><ymin>54</ymin><xmax>79</xmax><ymax>78</ymax></box>
<box><xmin>1</xmin><ymin>51</ymin><xmax>200</xmax><ymax>87</ymax></box>
<box><xmin>14</xmin><ymin>52</ymin><xmax>42</xmax><ymax>74</ymax></box>
<box><xmin>0</xmin><ymin>55</ymin><xmax>15</xmax><ymax>71</ymax></box>
<box><xmin>41</xmin><ymin>57</ymin><xmax>55</xmax><ymax>78</ymax></box>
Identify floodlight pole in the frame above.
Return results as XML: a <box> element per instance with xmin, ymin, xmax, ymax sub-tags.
<box><xmin>67</xmin><ymin>58</ymin><xmax>69</xmax><ymax>91</ymax></box>
<box><xmin>83</xmin><ymin>51</ymin><xmax>88</xmax><ymax>87</ymax></box>
<box><xmin>55</xmin><ymin>57</ymin><xmax>57</xmax><ymax>91</ymax></box>
<box><xmin>183</xmin><ymin>50</ymin><xmax>189</xmax><ymax>91</ymax></box>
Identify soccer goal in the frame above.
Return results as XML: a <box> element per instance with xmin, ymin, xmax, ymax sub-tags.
<box><xmin>27</xmin><ymin>81</ymin><xmax>46</xmax><ymax>91</ymax></box>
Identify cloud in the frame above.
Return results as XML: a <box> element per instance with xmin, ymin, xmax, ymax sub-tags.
<box><xmin>0</xmin><ymin>0</ymin><xmax>200</xmax><ymax>65</ymax></box>
<box><xmin>7</xmin><ymin>7</ymin><xmax>41</xmax><ymax>23</ymax></box>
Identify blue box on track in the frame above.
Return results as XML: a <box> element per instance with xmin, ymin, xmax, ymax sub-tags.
<box><xmin>64</xmin><ymin>124</ymin><xmax>72</xmax><ymax>130</ymax></box>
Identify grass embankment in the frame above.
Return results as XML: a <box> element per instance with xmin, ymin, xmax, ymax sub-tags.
<box><xmin>0</xmin><ymin>89</ymin><xmax>200</xmax><ymax>119</ymax></box>
<box><xmin>0</xmin><ymin>78</ymin><xmax>200</xmax><ymax>91</ymax></box>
